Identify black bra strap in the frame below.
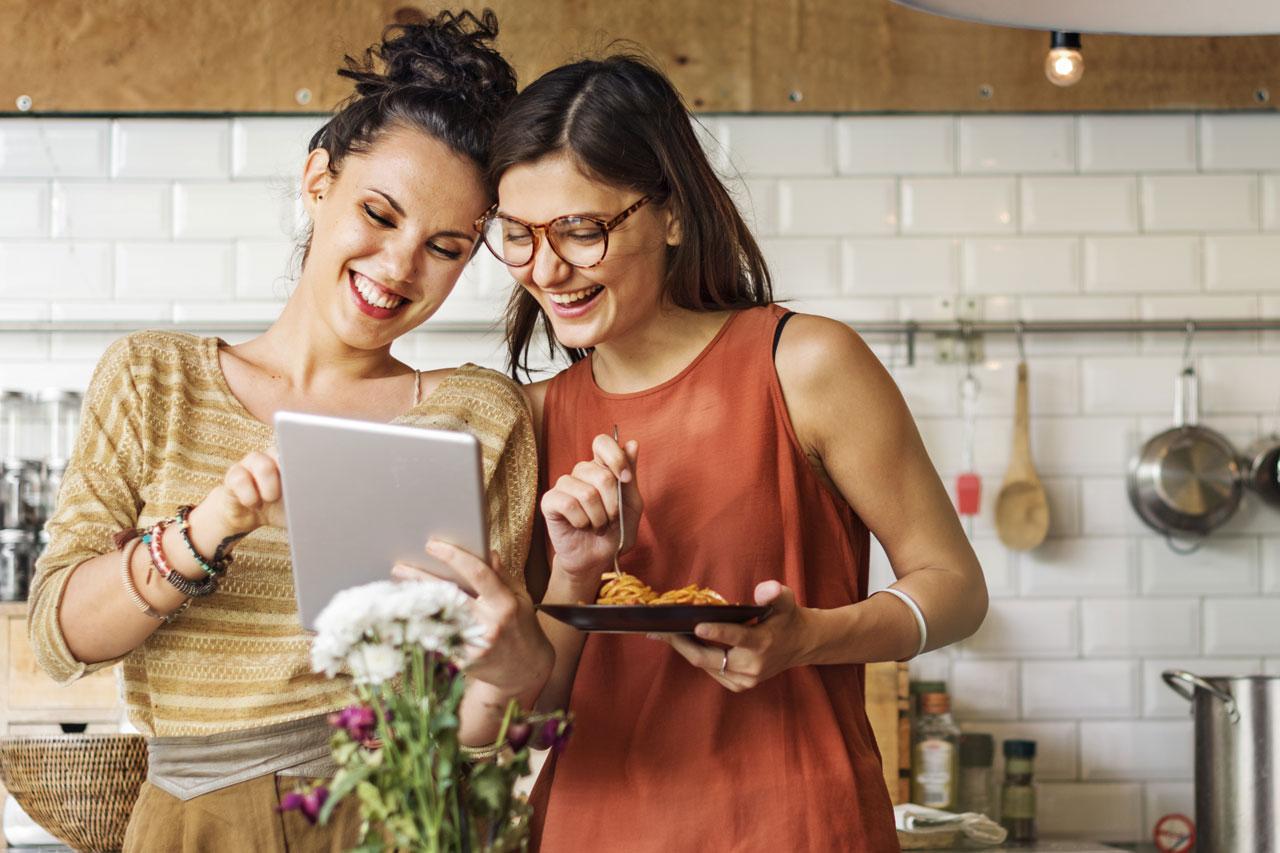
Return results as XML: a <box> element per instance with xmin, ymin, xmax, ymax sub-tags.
<box><xmin>772</xmin><ymin>310</ymin><xmax>796</xmax><ymax>360</ymax></box>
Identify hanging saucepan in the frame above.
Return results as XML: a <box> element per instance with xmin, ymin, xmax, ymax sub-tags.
<box><xmin>1127</xmin><ymin>364</ymin><xmax>1242</xmax><ymax>551</ymax></box>
<box><xmin>1242</xmin><ymin>432</ymin><xmax>1280</xmax><ymax>507</ymax></box>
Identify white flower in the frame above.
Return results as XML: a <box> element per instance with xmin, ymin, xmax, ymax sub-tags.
<box><xmin>310</xmin><ymin>577</ymin><xmax>486</xmax><ymax>681</ymax></box>
<box><xmin>348</xmin><ymin>641</ymin><xmax>404</xmax><ymax>685</ymax></box>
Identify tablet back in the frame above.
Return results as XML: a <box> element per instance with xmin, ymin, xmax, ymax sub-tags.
<box><xmin>275</xmin><ymin>410</ymin><xmax>487</xmax><ymax>630</ymax></box>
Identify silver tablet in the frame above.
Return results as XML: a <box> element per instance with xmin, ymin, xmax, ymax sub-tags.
<box><xmin>275</xmin><ymin>410</ymin><xmax>488</xmax><ymax>630</ymax></box>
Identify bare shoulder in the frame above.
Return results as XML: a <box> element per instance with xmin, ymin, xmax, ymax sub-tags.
<box><xmin>772</xmin><ymin>313</ymin><xmax>906</xmax><ymax>453</ymax></box>
<box><xmin>774</xmin><ymin>313</ymin><xmax>886</xmax><ymax>398</ymax></box>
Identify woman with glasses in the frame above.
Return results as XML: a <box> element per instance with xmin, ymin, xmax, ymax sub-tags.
<box><xmin>475</xmin><ymin>55</ymin><xmax>989</xmax><ymax>851</ymax></box>
<box><xmin>28</xmin><ymin>13</ymin><xmax>552</xmax><ymax>850</ymax></box>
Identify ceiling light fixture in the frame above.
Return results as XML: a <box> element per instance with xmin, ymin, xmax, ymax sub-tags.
<box><xmin>889</xmin><ymin>0</ymin><xmax>1280</xmax><ymax>35</ymax></box>
<box><xmin>1044</xmin><ymin>32</ymin><xmax>1084</xmax><ymax>87</ymax></box>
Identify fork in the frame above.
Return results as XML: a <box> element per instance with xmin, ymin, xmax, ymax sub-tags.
<box><xmin>612</xmin><ymin>424</ymin><xmax>624</xmax><ymax>574</ymax></box>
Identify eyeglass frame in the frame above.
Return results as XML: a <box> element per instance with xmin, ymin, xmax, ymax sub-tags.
<box><xmin>473</xmin><ymin>195</ymin><xmax>654</xmax><ymax>270</ymax></box>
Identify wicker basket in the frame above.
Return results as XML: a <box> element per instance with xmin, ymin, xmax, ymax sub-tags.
<box><xmin>0</xmin><ymin>734</ymin><xmax>147</xmax><ymax>852</ymax></box>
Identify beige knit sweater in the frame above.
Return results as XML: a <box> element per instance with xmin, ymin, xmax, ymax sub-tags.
<box><xmin>29</xmin><ymin>331</ymin><xmax>537</xmax><ymax>736</ymax></box>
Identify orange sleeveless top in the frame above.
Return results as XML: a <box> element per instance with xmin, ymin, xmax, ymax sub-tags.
<box><xmin>532</xmin><ymin>305</ymin><xmax>898</xmax><ymax>852</ymax></box>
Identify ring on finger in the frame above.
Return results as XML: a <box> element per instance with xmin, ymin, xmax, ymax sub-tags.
<box><xmin>719</xmin><ymin>648</ymin><xmax>730</xmax><ymax>675</ymax></box>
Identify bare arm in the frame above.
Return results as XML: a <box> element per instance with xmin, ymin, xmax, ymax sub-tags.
<box><xmin>780</xmin><ymin>314</ymin><xmax>988</xmax><ymax>654</ymax></box>
<box><xmin>60</xmin><ymin>454</ymin><xmax>284</xmax><ymax>664</ymax></box>
<box><xmin>662</xmin><ymin>314</ymin><xmax>987</xmax><ymax>688</ymax></box>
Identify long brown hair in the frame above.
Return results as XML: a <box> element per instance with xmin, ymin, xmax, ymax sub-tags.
<box><xmin>488</xmin><ymin>54</ymin><xmax>772</xmax><ymax>379</ymax></box>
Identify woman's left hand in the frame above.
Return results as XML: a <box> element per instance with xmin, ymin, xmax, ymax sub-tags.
<box><xmin>649</xmin><ymin>580</ymin><xmax>813</xmax><ymax>692</ymax></box>
<box><xmin>392</xmin><ymin>540</ymin><xmax>553</xmax><ymax>697</ymax></box>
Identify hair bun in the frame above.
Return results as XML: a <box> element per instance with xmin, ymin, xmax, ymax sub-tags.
<box><xmin>340</xmin><ymin>9</ymin><xmax>516</xmax><ymax>115</ymax></box>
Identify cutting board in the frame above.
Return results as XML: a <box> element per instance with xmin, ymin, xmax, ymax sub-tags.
<box><xmin>865</xmin><ymin>661</ymin><xmax>910</xmax><ymax>804</ymax></box>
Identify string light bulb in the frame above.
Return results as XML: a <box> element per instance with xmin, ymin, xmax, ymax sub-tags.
<box><xmin>1044</xmin><ymin>31</ymin><xmax>1084</xmax><ymax>87</ymax></box>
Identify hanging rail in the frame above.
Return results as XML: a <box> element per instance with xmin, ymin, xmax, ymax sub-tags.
<box><xmin>1</xmin><ymin>316</ymin><xmax>1277</xmax><ymax>366</ymax></box>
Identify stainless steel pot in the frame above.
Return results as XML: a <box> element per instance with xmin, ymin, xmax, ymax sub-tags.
<box><xmin>1127</xmin><ymin>366</ymin><xmax>1242</xmax><ymax>550</ymax></box>
<box><xmin>1164</xmin><ymin>670</ymin><xmax>1280</xmax><ymax>853</ymax></box>
<box><xmin>1243</xmin><ymin>433</ymin><xmax>1280</xmax><ymax>506</ymax></box>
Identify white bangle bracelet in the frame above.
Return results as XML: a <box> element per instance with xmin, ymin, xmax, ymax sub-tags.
<box><xmin>874</xmin><ymin>587</ymin><xmax>928</xmax><ymax>660</ymax></box>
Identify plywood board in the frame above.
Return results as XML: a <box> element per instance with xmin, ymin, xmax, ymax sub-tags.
<box><xmin>2</xmin><ymin>2</ymin><xmax>1277</xmax><ymax>115</ymax></box>
<box><xmin>0</xmin><ymin>0</ymin><xmax>752</xmax><ymax>113</ymax></box>
<box><xmin>750</xmin><ymin>0</ymin><xmax>1280</xmax><ymax>112</ymax></box>
<box><xmin>7</xmin><ymin>617</ymin><xmax>118</xmax><ymax>712</ymax></box>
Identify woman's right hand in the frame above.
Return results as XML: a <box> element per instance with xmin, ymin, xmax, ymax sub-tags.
<box><xmin>540</xmin><ymin>434</ymin><xmax>642</xmax><ymax>585</ymax></box>
<box><xmin>198</xmin><ymin>449</ymin><xmax>287</xmax><ymax>536</ymax></box>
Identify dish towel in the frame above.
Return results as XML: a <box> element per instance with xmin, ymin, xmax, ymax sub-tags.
<box><xmin>894</xmin><ymin>803</ymin><xmax>1009</xmax><ymax>848</ymax></box>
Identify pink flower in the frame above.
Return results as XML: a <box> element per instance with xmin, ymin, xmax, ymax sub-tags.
<box><xmin>329</xmin><ymin>704</ymin><xmax>380</xmax><ymax>743</ymax></box>
<box><xmin>300</xmin><ymin>786</ymin><xmax>328</xmax><ymax>824</ymax></box>
<box><xmin>505</xmin><ymin>721</ymin><xmax>532</xmax><ymax>751</ymax></box>
<box><xmin>278</xmin><ymin>790</ymin><xmax>306</xmax><ymax>813</ymax></box>
<box><xmin>533</xmin><ymin>717</ymin><xmax>572</xmax><ymax>752</ymax></box>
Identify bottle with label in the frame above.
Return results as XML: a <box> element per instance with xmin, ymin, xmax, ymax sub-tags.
<box><xmin>911</xmin><ymin>691</ymin><xmax>960</xmax><ymax>810</ymax></box>
<box><xmin>957</xmin><ymin>732</ymin><xmax>995</xmax><ymax>817</ymax></box>
<box><xmin>1000</xmin><ymin>739</ymin><xmax>1038</xmax><ymax>843</ymax></box>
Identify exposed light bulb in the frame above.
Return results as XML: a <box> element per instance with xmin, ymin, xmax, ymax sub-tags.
<box><xmin>1044</xmin><ymin>32</ymin><xmax>1084</xmax><ymax>87</ymax></box>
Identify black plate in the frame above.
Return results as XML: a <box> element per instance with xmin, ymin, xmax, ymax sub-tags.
<box><xmin>536</xmin><ymin>603</ymin><xmax>771</xmax><ymax>634</ymax></box>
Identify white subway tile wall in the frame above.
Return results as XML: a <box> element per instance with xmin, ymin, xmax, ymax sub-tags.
<box><xmin>3</xmin><ymin>113</ymin><xmax>1280</xmax><ymax>842</ymax></box>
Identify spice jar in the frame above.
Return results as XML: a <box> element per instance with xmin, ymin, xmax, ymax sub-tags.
<box><xmin>0</xmin><ymin>528</ymin><xmax>33</xmax><ymax>601</ymax></box>
<box><xmin>957</xmin><ymin>733</ymin><xmax>995</xmax><ymax>816</ymax></box>
<box><xmin>1000</xmin><ymin>739</ymin><xmax>1038</xmax><ymax>843</ymax></box>
<box><xmin>911</xmin><ymin>691</ymin><xmax>960</xmax><ymax>810</ymax></box>
<box><xmin>38</xmin><ymin>388</ymin><xmax>82</xmax><ymax>467</ymax></box>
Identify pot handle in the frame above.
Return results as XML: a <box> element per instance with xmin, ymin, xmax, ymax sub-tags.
<box><xmin>1162</xmin><ymin>669</ymin><xmax>1240</xmax><ymax>723</ymax></box>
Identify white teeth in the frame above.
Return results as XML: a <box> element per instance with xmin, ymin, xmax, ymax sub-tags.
<box><xmin>353</xmin><ymin>274</ymin><xmax>405</xmax><ymax>310</ymax></box>
<box><xmin>548</xmin><ymin>286</ymin><xmax>603</xmax><ymax>306</ymax></box>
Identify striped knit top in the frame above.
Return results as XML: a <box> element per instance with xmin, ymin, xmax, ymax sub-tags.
<box><xmin>28</xmin><ymin>331</ymin><xmax>537</xmax><ymax>737</ymax></box>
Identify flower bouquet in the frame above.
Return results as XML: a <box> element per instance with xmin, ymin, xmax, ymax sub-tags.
<box><xmin>289</xmin><ymin>579</ymin><xmax>569</xmax><ymax>852</ymax></box>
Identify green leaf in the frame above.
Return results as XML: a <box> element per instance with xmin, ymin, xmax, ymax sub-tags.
<box><xmin>317</xmin><ymin>763</ymin><xmax>373</xmax><ymax>825</ymax></box>
<box><xmin>333</xmin><ymin>739</ymin><xmax>359</xmax><ymax>765</ymax></box>
<box><xmin>356</xmin><ymin>780</ymin><xmax>390</xmax><ymax>822</ymax></box>
<box><xmin>467</xmin><ymin>762</ymin><xmax>507</xmax><ymax>814</ymax></box>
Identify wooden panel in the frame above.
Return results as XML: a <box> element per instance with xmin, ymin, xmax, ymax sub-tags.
<box><xmin>1</xmin><ymin>0</ymin><xmax>1277</xmax><ymax>114</ymax></box>
<box><xmin>749</xmin><ymin>1</ymin><xmax>1280</xmax><ymax>112</ymax></box>
<box><xmin>6</xmin><ymin>617</ymin><xmax>118</xmax><ymax>712</ymax></box>
<box><xmin>0</xmin><ymin>0</ymin><xmax>752</xmax><ymax>114</ymax></box>
<box><xmin>865</xmin><ymin>660</ymin><xmax>909</xmax><ymax>805</ymax></box>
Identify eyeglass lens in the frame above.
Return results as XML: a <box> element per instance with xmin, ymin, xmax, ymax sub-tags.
<box><xmin>481</xmin><ymin>216</ymin><xmax>607</xmax><ymax>268</ymax></box>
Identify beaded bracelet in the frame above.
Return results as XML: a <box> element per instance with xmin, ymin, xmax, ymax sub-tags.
<box><xmin>144</xmin><ymin>520</ymin><xmax>218</xmax><ymax>598</ymax></box>
<box><xmin>174</xmin><ymin>505</ymin><xmax>230</xmax><ymax>577</ymax></box>
<box><xmin>120</xmin><ymin>536</ymin><xmax>190</xmax><ymax>623</ymax></box>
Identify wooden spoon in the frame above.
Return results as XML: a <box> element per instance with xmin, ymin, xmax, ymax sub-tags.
<box><xmin>994</xmin><ymin>362</ymin><xmax>1050</xmax><ymax>551</ymax></box>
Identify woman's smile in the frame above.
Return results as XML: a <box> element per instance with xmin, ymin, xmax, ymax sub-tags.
<box><xmin>544</xmin><ymin>284</ymin><xmax>606</xmax><ymax>318</ymax></box>
<box><xmin>347</xmin><ymin>270</ymin><xmax>411</xmax><ymax>320</ymax></box>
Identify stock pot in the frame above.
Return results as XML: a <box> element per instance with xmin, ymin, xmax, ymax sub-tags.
<box><xmin>1164</xmin><ymin>670</ymin><xmax>1280</xmax><ymax>852</ymax></box>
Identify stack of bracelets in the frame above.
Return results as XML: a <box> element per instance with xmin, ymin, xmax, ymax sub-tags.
<box><xmin>118</xmin><ymin>505</ymin><xmax>232</xmax><ymax>623</ymax></box>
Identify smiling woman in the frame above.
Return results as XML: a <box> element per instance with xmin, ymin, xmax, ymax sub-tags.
<box><xmin>481</xmin><ymin>54</ymin><xmax>988</xmax><ymax>853</ymax></box>
<box><xmin>25</xmin><ymin>11</ymin><xmax>553</xmax><ymax>853</ymax></box>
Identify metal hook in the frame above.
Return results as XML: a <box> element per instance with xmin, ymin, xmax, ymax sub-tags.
<box><xmin>1182</xmin><ymin>320</ymin><xmax>1196</xmax><ymax>370</ymax></box>
<box><xmin>1015</xmin><ymin>320</ymin><xmax>1027</xmax><ymax>364</ymax></box>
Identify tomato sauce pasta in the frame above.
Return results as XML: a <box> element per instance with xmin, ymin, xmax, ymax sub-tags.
<box><xmin>596</xmin><ymin>571</ymin><xmax>727</xmax><ymax>606</ymax></box>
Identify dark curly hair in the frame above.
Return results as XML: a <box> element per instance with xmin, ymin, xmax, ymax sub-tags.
<box><xmin>310</xmin><ymin>9</ymin><xmax>517</xmax><ymax>176</ymax></box>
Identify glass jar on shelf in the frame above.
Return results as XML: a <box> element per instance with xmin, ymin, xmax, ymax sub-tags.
<box><xmin>911</xmin><ymin>691</ymin><xmax>960</xmax><ymax>811</ymax></box>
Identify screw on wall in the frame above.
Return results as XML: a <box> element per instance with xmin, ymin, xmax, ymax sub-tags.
<box><xmin>788</xmin><ymin>90</ymin><xmax>804</xmax><ymax>103</ymax></box>
<box><xmin>1255</xmin><ymin>88</ymin><xmax>1271</xmax><ymax>104</ymax></box>
<box><xmin>935</xmin><ymin>298</ymin><xmax>984</xmax><ymax>364</ymax></box>
<box><xmin>978</xmin><ymin>84</ymin><xmax>994</xmax><ymax>100</ymax></box>
<box><xmin>15</xmin><ymin>95</ymin><xmax>32</xmax><ymax>112</ymax></box>
<box><xmin>294</xmin><ymin>88</ymin><xmax>313</xmax><ymax>107</ymax></box>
